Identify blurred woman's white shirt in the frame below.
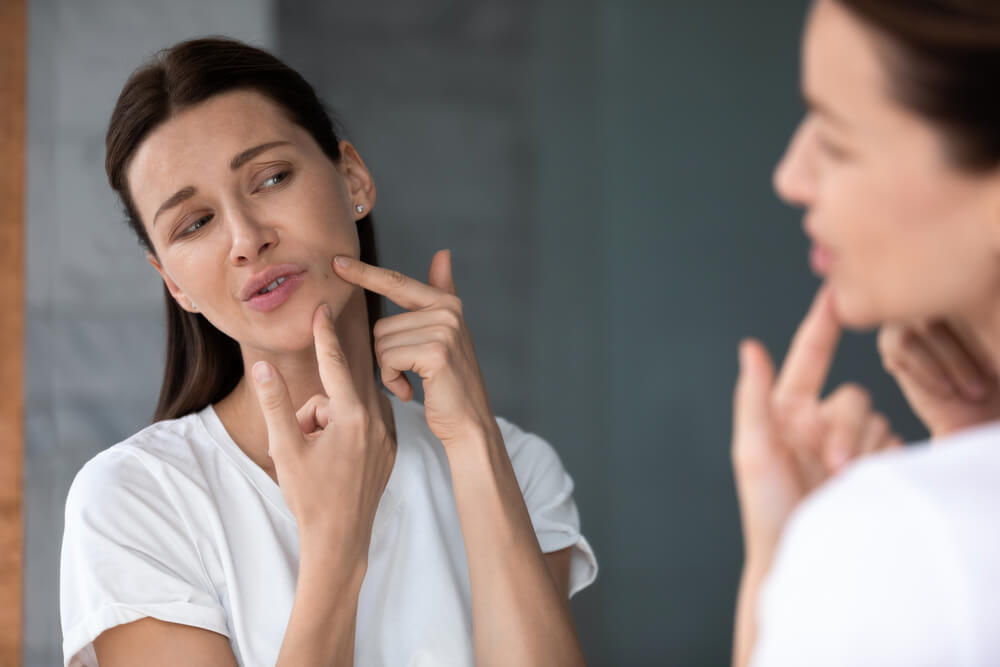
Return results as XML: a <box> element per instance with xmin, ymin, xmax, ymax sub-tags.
<box><xmin>59</xmin><ymin>394</ymin><xmax>597</xmax><ymax>667</ymax></box>
<box><xmin>751</xmin><ymin>420</ymin><xmax>1000</xmax><ymax>666</ymax></box>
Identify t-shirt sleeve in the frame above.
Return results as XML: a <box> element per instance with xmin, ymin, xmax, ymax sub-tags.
<box><xmin>751</xmin><ymin>461</ymin><xmax>966</xmax><ymax>667</ymax></box>
<box><xmin>496</xmin><ymin>416</ymin><xmax>598</xmax><ymax>598</ymax></box>
<box><xmin>60</xmin><ymin>446</ymin><xmax>229</xmax><ymax>667</ymax></box>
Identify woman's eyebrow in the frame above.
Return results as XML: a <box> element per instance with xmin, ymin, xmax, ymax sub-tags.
<box><xmin>152</xmin><ymin>141</ymin><xmax>293</xmax><ymax>226</ymax></box>
<box><xmin>230</xmin><ymin>140</ymin><xmax>291</xmax><ymax>170</ymax></box>
<box><xmin>153</xmin><ymin>186</ymin><xmax>196</xmax><ymax>226</ymax></box>
<box><xmin>804</xmin><ymin>93</ymin><xmax>851</xmax><ymax>130</ymax></box>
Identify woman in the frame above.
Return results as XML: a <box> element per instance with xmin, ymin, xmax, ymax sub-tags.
<box><xmin>59</xmin><ymin>38</ymin><xmax>596</xmax><ymax>667</ymax></box>
<box><xmin>732</xmin><ymin>1</ymin><xmax>1000</xmax><ymax>665</ymax></box>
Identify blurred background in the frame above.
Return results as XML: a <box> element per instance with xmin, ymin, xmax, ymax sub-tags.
<box><xmin>23</xmin><ymin>0</ymin><xmax>928</xmax><ymax>665</ymax></box>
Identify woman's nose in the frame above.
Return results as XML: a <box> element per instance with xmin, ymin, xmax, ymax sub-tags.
<box><xmin>227</xmin><ymin>209</ymin><xmax>278</xmax><ymax>265</ymax></box>
<box><xmin>773</xmin><ymin>119</ymin><xmax>818</xmax><ymax>208</ymax></box>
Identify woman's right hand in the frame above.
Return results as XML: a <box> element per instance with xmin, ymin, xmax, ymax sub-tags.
<box><xmin>878</xmin><ymin>320</ymin><xmax>1000</xmax><ymax>439</ymax></box>
<box><xmin>251</xmin><ymin>303</ymin><xmax>396</xmax><ymax>565</ymax></box>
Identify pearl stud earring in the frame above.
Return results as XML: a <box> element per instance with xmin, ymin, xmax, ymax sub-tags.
<box><xmin>355</xmin><ymin>204</ymin><xmax>365</xmax><ymax>214</ymax></box>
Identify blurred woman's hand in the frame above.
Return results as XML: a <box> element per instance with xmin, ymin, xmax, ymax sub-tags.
<box><xmin>878</xmin><ymin>320</ymin><xmax>1000</xmax><ymax>439</ymax></box>
<box><xmin>732</xmin><ymin>286</ymin><xmax>901</xmax><ymax>567</ymax></box>
<box><xmin>731</xmin><ymin>286</ymin><xmax>902</xmax><ymax>667</ymax></box>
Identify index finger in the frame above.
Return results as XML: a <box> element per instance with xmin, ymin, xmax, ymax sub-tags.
<box><xmin>774</xmin><ymin>285</ymin><xmax>843</xmax><ymax>401</ymax></box>
<box><xmin>251</xmin><ymin>361</ymin><xmax>304</xmax><ymax>460</ymax></box>
<box><xmin>333</xmin><ymin>255</ymin><xmax>442</xmax><ymax>311</ymax></box>
<box><xmin>313</xmin><ymin>303</ymin><xmax>363</xmax><ymax>410</ymax></box>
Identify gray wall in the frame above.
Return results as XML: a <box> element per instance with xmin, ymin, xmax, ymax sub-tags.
<box><xmin>26</xmin><ymin>1</ymin><xmax>927</xmax><ymax>665</ymax></box>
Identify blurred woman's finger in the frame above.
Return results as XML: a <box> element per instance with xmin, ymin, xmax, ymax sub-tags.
<box><xmin>818</xmin><ymin>383</ymin><xmax>871</xmax><ymax>472</ymax></box>
<box><xmin>923</xmin><ymin>321</ymin><xmax>993</xmax><ymax>401</ymax></box>
<box><xmin>878</xmin><ymin>325</ymin><xmax>956</xmax><ymax>398</ymax></box>
<box><xmin>858</xmin><ymin>413</ymin><xmax>890</xmax><ymax>455</ymax></box>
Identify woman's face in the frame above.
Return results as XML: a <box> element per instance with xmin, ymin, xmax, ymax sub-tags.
<box><xmin>775</xmin><ymin>0</ymin><xmax>1000</xmax><ymax>328</ymax></box>
<box><xmin>127</xmin><ymin>90</ymin><xmax>375</xmax><ymax>353</ymax></box>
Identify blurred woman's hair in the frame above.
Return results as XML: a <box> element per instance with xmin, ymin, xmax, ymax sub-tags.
<box><xmin>105</xmin><ymin>37</ymin><xmax>383</xmax><ymax>421</ymax></box>
<box><xmin>837</xmin><ymin>0</ymin><xmax>1000</xmax><ymax>171</ymax></box>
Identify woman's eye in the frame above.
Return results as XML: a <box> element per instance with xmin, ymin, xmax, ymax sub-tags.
<box><xmin>817</xmin><ymin>134</ymin><xmax>850</xmax><ymax>161</ymax></box>
<box><xmin>260</xmin><ymin>170</ymin><xmax>289</xmax><ymax>189</ymax></box>
<box><xmin>181</xmin><ymin>214</ymin><xmax>212</xmax><ymax>237</ymax></box>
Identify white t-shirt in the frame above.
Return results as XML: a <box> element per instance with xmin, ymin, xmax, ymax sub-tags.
<box><xmin>752</xmin><ymin>420</ymin><xmax>1000</xmax><ymax>667</ymax></box>
<box><xmin>60</xmin><ymin>395</ymin><xmax>597</xmax><ymax>667</ymax></box>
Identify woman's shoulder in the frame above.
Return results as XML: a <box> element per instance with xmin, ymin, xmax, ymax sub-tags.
<box><xmin>803</xmin><ymin>419</ymin><xmax>1000</xmax><ymax>527</ymax></box>
<box><xmin>65</xmin><ymin>410</ymin><xmax>216</xmax><ymax>515</ymax></box>
<box><xmin>757</xmin><ymin>427</ymin><xmax>1000</xmax><ymax>664</ymax></box>
<box><xmin>772</xmin><ymin>420</ymin><xmax>1000</xmax><ymax>597</ymax></box>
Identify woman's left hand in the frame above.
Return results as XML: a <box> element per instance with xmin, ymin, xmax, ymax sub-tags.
<box><xmin>732</xmin><ymin>286</ymin><xmax>902</xmax><ymax>567</ymax></box>
<box><xmin>731</xmin><ymin>286</ymin><xmax>902</xmax><ymax>667</ymax></box>
<box><xmin>332</xmin><ymin>250</ymin><xmax>498</xmax><ymax>447</ymax></box>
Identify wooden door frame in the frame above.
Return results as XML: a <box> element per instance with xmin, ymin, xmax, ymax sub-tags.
<box><xmin>0</xmin><ymin>0</ymin><xmax>26</xmax><ymax>663</ymax></box>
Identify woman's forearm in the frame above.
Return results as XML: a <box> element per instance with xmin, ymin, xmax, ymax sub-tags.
<box><xmin>447</xmin><ymin>426</ymin><xmax>586</xmax><ymax>667</ymax></box>
<box><xmin>733</xmin><ymin>563</ymin><xmax>767</xmax><ymax>667</ymax></box>
<box><xmin>276</xmin><ymin>541</ymin><xmax>366</xmax><ymax>667</ymax></box>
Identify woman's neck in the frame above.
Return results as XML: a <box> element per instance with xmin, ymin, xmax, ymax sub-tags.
<box><xmin>213</xmin><ymin>290</ymin><xmax>391</xmax><ymax>480</ymax></box>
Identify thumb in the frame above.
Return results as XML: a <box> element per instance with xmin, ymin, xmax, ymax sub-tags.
<box><xmin>733</xmin><ymin>339</ymin><xmax>777</xmax><ymax>467</ymax></box>
<box><xmin>428</xmin><ymin>249</ymin><xmax>457</xmax><ymax>295</ymax></box>
<box><xmin>251</xmin><ymin>361</ymin><xmax>302</xmax><ymax>462</ymax></box>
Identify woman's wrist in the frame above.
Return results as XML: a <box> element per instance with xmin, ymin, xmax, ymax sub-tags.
<box><xmin>298</xmin><ymin>530</ymin><xmax>369</xmax><ymax>588</ymax></box>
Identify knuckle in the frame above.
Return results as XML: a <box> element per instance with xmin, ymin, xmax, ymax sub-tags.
<box><xmin>434</xmin><ymin>324</ymin><xmax>459</xmax><ymax>346</ymax></box>
<box><xmin>260</xmin><ymin>390</ymin><xmax>287</xmax><ymax>413</ymax></box>
<box><xmin>840</xmin><ymin>383</ymin><xmax>871</xmax><ymax>408</ymax></box>
<box><xmin>342</xmin><ymin>406</ymin><xmax>371</xmax><ymax>430</ymax></box>
<box><xmin>439</xmin><ymin>307</ymin><xmax>462</xmax><ymax>329</ymax></box>
<box><xmin>428</xmin><ymin>341</ymin><xmax>450</xmax><ymax>366</ymax></box>
<box><xmin>325</xmin><ymin>348</ymin><xmax>350</xmax><ymax>368</ymax></box>
<box><xmin>386</xmin><ymin>269</ymin><xmax>407</xmax><ymax>288</ymax></box>
<box><xmin>441</xmin><ymin>294</ymin><xmax>463</xmax><ymax>314</ymax></box>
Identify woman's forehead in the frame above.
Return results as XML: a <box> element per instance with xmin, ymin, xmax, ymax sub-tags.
<box><xmin>126</xmin><ymin>91</ymin><xmax>302</xmax><ymax>208</ymax></box>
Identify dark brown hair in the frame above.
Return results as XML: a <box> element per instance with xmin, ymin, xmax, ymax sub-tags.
<box><xmin>105</xmin><ymin>37</ymin><xmax>383</xmax><ymax>422</ymax></box>
<box><xmin>837</xmin><ymin>0</ymin><xmax>1000</xmax><ymax>170</ymax></box>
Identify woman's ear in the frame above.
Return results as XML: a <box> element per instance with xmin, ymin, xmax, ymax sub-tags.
<box><xmin>146</xmin><ymin>253</ymin><xmax>198</xmax><ymax>313</ymax></box>
<box><xmin>338</xmin><ymin>140</ymin><xmax>376</xmax><ymax>219</ymax></box>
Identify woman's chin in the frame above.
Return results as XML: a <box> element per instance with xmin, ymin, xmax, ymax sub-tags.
<box><xmin>828</xmin><ymin>284</ymin><xmax>886</xmax><ymax>331</ymax></box>
<box><xmin>250</xmin><ymin>317</ymin><xmax>321</xmax><ymax>355</ymax></box>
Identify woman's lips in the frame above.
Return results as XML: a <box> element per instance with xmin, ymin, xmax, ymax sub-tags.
<box><xmin>245</xmin><ymin>272</ymin><xmax>306</xmax><ymax>312</ymax></box>
<box><xmin>809</xmin><ymin>243</ymin><xmax>835</xmax><ymax>276</ymax></box>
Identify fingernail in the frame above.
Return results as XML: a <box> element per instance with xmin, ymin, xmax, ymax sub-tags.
<box><xmin>323</xmin><ymin>304</ymin><xmax>333</xmax><ymax>319</ymax></box>
<box><xmin>334</xmin><ymin>256</ymin><xmax>350</xmax><ymax>268</ymax></box>
<box><xmin>253</xmin><ymin>361</ymin><xmax>273</xmax><ymax>384</ymax></box>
